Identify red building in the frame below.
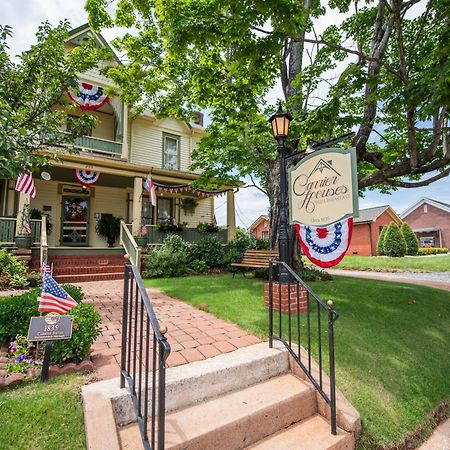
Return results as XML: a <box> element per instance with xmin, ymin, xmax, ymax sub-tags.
<box><xmin>400</xmin><ymin>198</ymin><xmax>450</xmax><ymax>248</ymax></box>
<box><xmin>250</xmin><ymin>215</ymin><xmax>270</xmax><ymax>240</ymax></box>
<box><xmin>348</xmin><ymin>205</ymin><xmax>403</xmax><ymax>256</ymax></box>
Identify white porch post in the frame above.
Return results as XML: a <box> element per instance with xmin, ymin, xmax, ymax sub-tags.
<box><xmin>132</xmin><ymin>177</ymin><xmax>142</xmax><ymax>236</ymax></box>
<box><xmin>16</xmin><ymin>191</ymin><xmax>29</xmax><ymax>235</ymax></box>
<box><xmin>121</xmin><ymin>103</ymin><xmax>129</xmax><ymax>160</ymax></box>
<box><xmin>227</xmin><ymin>189</ymin><xmax>236</xmax><ymax>241</ymax></box>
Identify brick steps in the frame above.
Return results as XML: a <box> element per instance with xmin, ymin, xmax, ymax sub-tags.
<box><xmin>54</xmin><ymin>272</ymin><xmax>124</xmax><ymax>283</ymax></box>
<box><xmin>31</xmin><ymin>252</ymin><xmax>126</xmax><ymax>282</ymax></box>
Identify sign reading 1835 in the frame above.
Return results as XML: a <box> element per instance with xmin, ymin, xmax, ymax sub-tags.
<box><xmin>288</xmin><ymin>147</ymin><xmax>359</xmax><ymax>227</ymax></box>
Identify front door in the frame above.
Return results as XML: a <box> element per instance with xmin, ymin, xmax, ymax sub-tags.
<box><xmin>61</xmin><ymin>197</ymin><xmax>89</xmax><ymax>246</ymax></box>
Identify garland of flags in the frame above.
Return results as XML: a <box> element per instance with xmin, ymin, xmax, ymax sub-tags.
<box><xmin>66</xmin><ymin>82</ymin><xmax>109</xmax><ymax>111</ymax></box>
<box><xmin>295</xmin><ymin>218</ymin><xmax>353</xmax><ymax>268</ymax></box>
<box><xmin>150</xmin><ymin>179</ymin><xmax>229</xmax><ymax>198</ymax></box>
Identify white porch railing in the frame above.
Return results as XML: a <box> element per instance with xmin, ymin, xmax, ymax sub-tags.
<box><xmin>120</xmin><ymin>219</ymin><xmax>141</xmax><ymax>268</ymax></box>
<box><xmin>0</xmin><ymin>217</ymin><xmax>16</xmax><ymax>244</ymax></box>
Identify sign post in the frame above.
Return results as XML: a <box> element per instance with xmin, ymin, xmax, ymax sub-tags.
<box><xmin>27</xmin><ymin>313</ymin><xmax>73</xmax><ymax>382</ymax></box>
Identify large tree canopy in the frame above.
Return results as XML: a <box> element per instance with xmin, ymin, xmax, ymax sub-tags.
<box><xmin>0</xmin><ymin>21</ymin><xmax>103</xmax><ymax>178</ymax></box>
<box><xmin>86</xmin><ymin>0</ymin><xmax>449</xmax><ymax>244</ymax></box>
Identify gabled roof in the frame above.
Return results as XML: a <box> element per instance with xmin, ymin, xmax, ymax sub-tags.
<box><xmin>354</xmin><ymin>205</ymin><xmax>402</xmax><ymax>224</ymax></box>
<box><xmin>400</xmin><ymin>197</ymin><xmax>450</xmax><ymax>218</ymax></box>
<box><xmin>67</xmin><ymin>23</ymin><xmax>121</xmax><ymax>65</ymax></box>
<box><xmin>250</xmin><ymin>215</ymin><xmax>269</xmax><ymax>231</ymax></box>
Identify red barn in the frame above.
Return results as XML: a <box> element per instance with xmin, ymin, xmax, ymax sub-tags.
<box><xmin>348</xmin><ymin>206</ymin><xmax>403</xmax><ymax>256</ymax></box>
<box><xmin>400</xmin><ymin>198</ymin><xmax>450</xmax><ymax>248</ymax></box>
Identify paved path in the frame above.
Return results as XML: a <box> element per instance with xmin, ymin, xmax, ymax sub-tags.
<box><xmin>419</xmin><ymin>417</ymin><xmax>450</xmax><ymax>450</ymax></box>
<box><xmin>327</xmin><ymin>269</ymin><xmax>450</xmax><ymax>292</ymax></box>
<box><xmin>79</xmin><ymin>280</ymin><xmax>260</xmax><ymax>380</ymax></box>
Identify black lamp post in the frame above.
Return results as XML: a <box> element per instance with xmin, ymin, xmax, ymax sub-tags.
<box><xmin>269</xmin><ymin>105</ymin><xmax>292</xmax><ymax>283</ymax></box>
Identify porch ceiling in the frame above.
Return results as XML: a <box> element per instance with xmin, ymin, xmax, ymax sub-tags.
<box><xmin>39</xmin><ymin>166</ymin><xmax>134</xmax><ymax>189</ymax></box>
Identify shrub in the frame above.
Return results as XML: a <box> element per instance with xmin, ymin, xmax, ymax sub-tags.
<box><xmin>190</xmin><ymin>235</ymin><xmax>225</xmax><ymax>268</ymax></box>
<box><xmin>0</xmin><ymin>248</ymin><xmax>28</xmax><ymax>289</ymax></box>
<box><xmin>383</xmin><ymin>222</ymin><xmax>407</xmax><ymax>257</ymax></box>
<box><xmin>222</xmin><ymin>232</ymin><xmax>270</xmax><ymax>268</ymax></box>
<box><xmin>0</xmin><ymin>288</ymin><xmax>40</xmax><ymax>344</ymax></box>
<box><xmin>191</xmin><ymin>260</ymin><xmax>208</xmax><ymax>272</ymax></box>
<box><xmin>162</xmin><ymin>233</ymin><xmax>192</xmax><ymax>254</ymax></box>
<box><xmin>400</xmin><ymin>223</ymin><xmax>419</xmax><ymax>255</ymax></box>
<box><xmin>51</xmin><ymin>304</ymin><xmax>101</xmax><ymax>363</ymax></box>
<box><xmin>297</xmin><ymin>267</ymin><xmax>333</xmax><ymax>282</ymax></box>
<box><xmin>196</xmin><ymin>222</ymin><xmax>219</xmax><ymax>233</ymax></box>
<box><xmin>377</xmin><ymin>226</ymin><xmax>387</xmax><ymax>256</ymax></box>
<box><xmin>144</xmin><ymin>248</ymin><xmax>189</xmax><ymax>277</ymax></box>
<box><xmin>418</xmin><ymin>247</ymin><xmax>448</xmax><ymax>255</ymax></box>
<box><xmin>0</xmin><ymin>285</ymin><xmax>99</xmax><ymax>365</ymax></box>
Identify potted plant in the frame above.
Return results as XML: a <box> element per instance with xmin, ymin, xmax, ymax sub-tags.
<box><xmin>15</xmin><ymin>205</ymin><xmax>32</xmax><ymax>249</ymax></box>
<box><xmin>135</xmin><ymin>224</ymin><xmax>148</xmax><ymax>247</ymax></box>
<box><xmin>196</xmin><ymin>222</ymin><xmax>219</xmax><ymax>233</ymax></box>
<box><xmin>95</xmin><ymin>214</ymin><xmax>121</xmax><ymax>247</ymax></box>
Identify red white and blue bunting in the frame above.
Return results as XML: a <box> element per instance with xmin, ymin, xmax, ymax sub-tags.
<box><xmin>295</xmin><ymin>218</ymin><xmax>353</xmax><ymax>268</ymax></box>
<box><xmin>74</xmin><ymin>169</ymin><xmax>101</xmax><ymax>186</ymax></box>
<box><xmin>67</xmin><ymin>82</ymin><xmax>109</xmax><ymax>111</ymax></box>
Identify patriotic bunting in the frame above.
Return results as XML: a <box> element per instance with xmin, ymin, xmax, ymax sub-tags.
<box><xmin>295</xmin><ymin>218</ymin><xmax>353</xmax><ymax>268</ymax></box>
<box><xmin>67</xmin><ymin>82</ymin><xmax>109</xmax><ymax>111</ymax></box>
<box><xmin>74</xmin><ymin>169</ymin><xmax>101</xmax><ymax>186</ymax></box>
<box><xmin>15</xmin><ymin>173</ymin><xmax>36</xmax><ymax>198</ymax></box>
<box><xmin>150</xmin><ymin>180</ymin><xmax>229</xmax><ymax>198</ymax></box>
<box><xmin>144</xmin><ymin>174</ymin><xmax>156</xmax><ymax>205</ymax></box>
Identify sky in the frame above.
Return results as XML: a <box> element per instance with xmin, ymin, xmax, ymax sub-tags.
<box><xmin>3</xmin><ymin>0</ymin><xmax>449</xmax><ymax>229</ymax></box>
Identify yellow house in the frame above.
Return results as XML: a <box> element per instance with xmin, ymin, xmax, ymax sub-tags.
<box><xmin>0</xmin><ymin>24</ymin><xmax>236</xmax><ymax>279</ymax></box>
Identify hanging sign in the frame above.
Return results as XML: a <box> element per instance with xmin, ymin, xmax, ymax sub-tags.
<box><xmin>295</xmin><ymin>218</ymin><xmax>353</xmax><ymax>268</ymax></box>
<box><xmin>67</xmin><ymin>82</ymin><xmax>109</xmax><ymax>111</ymax></box>
<box><xmin>74</xmin><ymin>169</ymin><xmax>101</xmax><ymax>186</ymax></box>
<box><xmin>289</xmin><ymin>147</ymin><xmax>359</xmax><ymax>227</ymax></box>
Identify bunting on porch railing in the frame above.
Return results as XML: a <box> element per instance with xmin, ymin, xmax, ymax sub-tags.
<box><xmin>151</xmin><ymin>180</ymin><xmax>229</xmax><ymax>198</ymax></box>
<box><xmin>295</xmin><ymin>218</ymin><xmax>353</xmax><ymax>268</ymax></box>
<box><xmin>66</xmin><ymin>82</ymin><xmax>109</xmax><ymax>111</ymax></box>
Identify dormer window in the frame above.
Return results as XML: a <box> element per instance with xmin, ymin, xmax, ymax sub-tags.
<box><xmin>163</xmin><ymin>133</ymin><xmax>180</xmax><ymax>170</ymax></box>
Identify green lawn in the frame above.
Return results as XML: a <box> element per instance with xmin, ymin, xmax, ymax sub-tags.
<box><xmin>0</xmin><ymin>374</ymin><xmax>90</xmax><ymax>450</ymax></box>
<box><xmin>321</xmin><ymin>254</ymin><xmax>450</xmax><ymax>272</ymax></box>
<box><xmin>145</xmin><ymin>274</ymin><xmax>450</xmax><ymax>449</ymax></box>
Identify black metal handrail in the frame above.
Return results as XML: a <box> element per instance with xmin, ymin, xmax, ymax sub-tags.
<box><xmin>268</xmin><ymin>260</ymin><xmax>339</xmax><ymax>434</ymax></box>
<box><xmin>121</xmin><ymin>261</ymin><xmax>171</xmax><ymax>450</ymax></box>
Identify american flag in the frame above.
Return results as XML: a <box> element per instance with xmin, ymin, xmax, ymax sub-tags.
<box><xmin>143</xmin><ymin>174</ymin><xmax>156</xmax><ymax>206</ymax></box>
<box><xmin>41</xmin><ymin>259</ymin><xmax>52</xmax><ymax>274</ymax></box>
<box><xmin>22</xmin><ymin>216</ymin><xmax>31</xmax><ymax>234</ymax></box>
<box><xmin>38</xmin><ymin>272</ymin><xmax>78</xmax><ymax>314</ymax></box>
<box><xmin>15</xmin><ymin>173</ymin><xmax>36</xmax><ymax>198</ymax></box>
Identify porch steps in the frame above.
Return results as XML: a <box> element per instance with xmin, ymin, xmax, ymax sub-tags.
<box><xmin>31</xmin><ymin>252</ymin><xmax>125</xmax><ymax>283</ymax></box>
<box><xmin>111</xmin><ymin>343</ymin><xmax>356</xmax><ymax>450</ymax></box>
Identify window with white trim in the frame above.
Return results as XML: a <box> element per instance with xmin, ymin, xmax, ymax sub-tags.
<box><xmin>163</xmin><ymin>134</ymin><xmax>180</xmax><ymax>170</ymax></box>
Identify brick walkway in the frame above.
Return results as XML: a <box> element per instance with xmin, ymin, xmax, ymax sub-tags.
<box><xmin>79</xmin><ymin>280</ymin><xmax>260</xmax><ymax>380</ymax></box>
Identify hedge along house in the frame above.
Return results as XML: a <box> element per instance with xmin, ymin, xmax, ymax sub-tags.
<box><xmin>347</xmin><ymin>205</ymin><xmax>403</xmax><ymax>256</ymax></box>
<box><xmin>0</xmin><ymin>24</ymin><xmax>237</xmax><ymax>281</ymax></box>
<box><xmin>400</xmin><ymin>198</ymin><xmax>450</xmax><ymax>248</ymax></box>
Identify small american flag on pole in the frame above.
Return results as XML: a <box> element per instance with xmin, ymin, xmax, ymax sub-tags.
<box><xmin>38</xmin><ymin>272</ymin><xmax>78</xmax><ymax>314</ymax></box>
<box><xmin>15</xmin><ymin>173</ymin><xmax>36</xmax><ymax>198</ymax></box>
<box><xmin>22</xmin><ymin>216</ymin><xmax>31</xmax><ymax>234</ymax></box>
<box><xmin>143</xmin><ymin>174</ymin><xmax>156</xmax><ymax>206</ymax></box>
<box><xmin>41</xmin><ymin>259</ymin><xmax>52</xmax><ymax>275</ymax></box>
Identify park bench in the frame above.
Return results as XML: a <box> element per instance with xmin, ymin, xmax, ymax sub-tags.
<box><xmin>230</xmin><ymin>249</ymin><xmax>279</xmax><ymax>277</ymax></box>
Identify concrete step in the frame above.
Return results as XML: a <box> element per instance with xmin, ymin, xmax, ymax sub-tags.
<box><xmin>54</xmin><ymin>272</ymin><xmax>124</xmax><ymax>283</ymax></box>
<box><xmin>164</xmin><ymin>373</ymin><xmax>316</xmax><ymax>450</ymax></box>
<box><xmin>247</xmin><ymin>414</ymin><xmax>354</xmax><ymax>450</ymax></box>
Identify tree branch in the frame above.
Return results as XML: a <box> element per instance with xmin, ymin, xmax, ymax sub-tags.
<box><xmin>384</xmin><ymin>167</ymin><xmax>450</xmax><ymax>187</ymax></box>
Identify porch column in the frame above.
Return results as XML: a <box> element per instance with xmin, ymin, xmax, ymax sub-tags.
<box><xmin>121</xmin><ymin>103</ymin><xmax>129</xmax><ymax>160</ymax></box>
<box><xmin>132</xmin><ymin>177</ymin><xmax>142</xmax><ymax>236</ymax></box>
<box><xmin>16</xmin><ymin>191</ymin><xmax>29</xmax><ymax>235</ymax></box>
<box><xmin>227</xmin><ymin>189</ymin><xmax>236</xmax><ymax>241</ymax></box>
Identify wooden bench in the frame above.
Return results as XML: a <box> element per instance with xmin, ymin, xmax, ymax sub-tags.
<box><xmin>230</xmin><ymin>249</ymin><xmax>279</xmax><ymax>277</ymax></box>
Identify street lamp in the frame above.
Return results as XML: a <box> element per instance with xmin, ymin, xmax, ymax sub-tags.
<box><xmin>269</xmin><ymin>105</ymin><xmax>292</xmax><ymax>283</ymax></box>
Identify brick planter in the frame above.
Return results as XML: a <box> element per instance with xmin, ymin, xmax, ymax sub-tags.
<box><xmin>264</xmin><ymin>282</ymin><xmax>308</xmax><ymax>314</ymax></box>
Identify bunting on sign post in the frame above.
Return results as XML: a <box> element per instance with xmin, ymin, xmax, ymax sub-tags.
<box><xmin>295</xmin><ymin>218</ymin><xmax>353</xmax><ymax>268</ymax></box>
